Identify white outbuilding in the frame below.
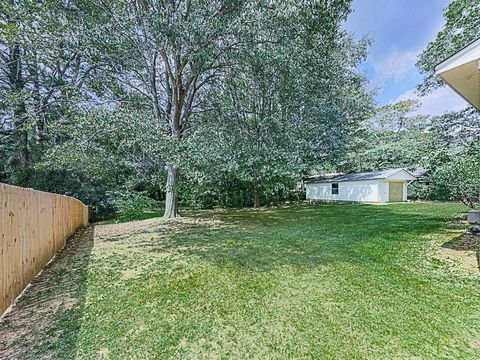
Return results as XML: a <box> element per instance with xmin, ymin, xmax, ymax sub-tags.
<box><xmin>305</xmin><ymin>168</ymin><xmax>416</xmax><ymax>203</ymax></box>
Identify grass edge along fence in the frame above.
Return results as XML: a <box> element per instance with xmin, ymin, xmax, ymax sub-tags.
<box><xmin>0</xmin><ymin>183</ymin><xmax>88</xmax><ymax>316</ymax></box>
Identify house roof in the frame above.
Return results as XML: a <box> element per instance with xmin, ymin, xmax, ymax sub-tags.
<box><xmin>435</xmin><ymin>37</ymin><xmax>480</xmax><ymax>110</ymax></box>
<box><xmin>411</xmin><ymin>167</ymin><xmax>430</xmax><ymax>177</ymax></box>
<box><xmin>305</xmin><ymin>168</ymin><xmax>416</xmax><ymax>183</ymax></box>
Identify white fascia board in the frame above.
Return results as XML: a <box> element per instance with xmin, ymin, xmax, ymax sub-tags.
<box><xmin>435</xmin><ymin>38</ymin><xmax>480</xmax><ymax>74</ymax></box>
<box><xmin>385</xmin><ymin>169</ymin><xmax>416</xmax><ymax>181</ymax></box>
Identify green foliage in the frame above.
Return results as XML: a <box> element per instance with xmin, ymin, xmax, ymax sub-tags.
<box><xmin>416</xmin><ymin>0</ymin><xmax>480</xmax><ymax>94</ymax></box>
<box><xmin>28</xmin><ymin>168</ymin><xmax>118</xmax><ymax>219</ymax></box>
<box><xmin>430</xmin><ymin>149</ymin><xmax>480</xmax><ymax>208</ymax></box>
<box><xmin>343</xmin><ymin>100</ymin><xmax>433</xmax><ymax>172</ymax></box>
<box><xmin>110</xmin><ymin>190</ymin><xmax>158</xmax><ymax>222</ymax></box>
<box><xmin>178</xmin><ymin>172</ymin><xmax>301</xmax><ymax>209</ymax></box>
<box><xmin>399</xmin><ymin>0</ymin><xmax>480</xmax><ymax>206</ymax></box>
<box><xmin>0</xmin><ymin>0</ymin><xmax>374</xmax><ymax>215</ymax></box>
<box><xmin>407</xmin><ymin>182</ymin><xmax>431</xmax><ymax>201</ymax></box>
<box><xmin>176</xmin><ymin>1</ymin><xmax>372</xmax><ymax>207</ymax></box>
<box><xmin>344</xmin><ymin>100</ymin><xmax>480</xmax><ymax>205</ymax></box>
<box><xmin>27</xmin><ymin>105</ymin><xmax>164</xmax><ymax>218</ymax></box>
<box><xmin>6</xmin><ymin>0</ymin><xmax>477</xmax><ymax>215</ymax></box>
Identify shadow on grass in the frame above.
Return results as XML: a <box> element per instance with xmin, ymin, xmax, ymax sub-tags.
<box><xmin>442</xmin><ymin>233</ymin><xmax>480</xmax><ymax>270</ymax></box>
<box><xmin>0</xmin><ymin>227</ymin><xmax>94</xmax><ymax>359</ymax></box>
<box><xmin>143</xmin><ymin>204</ymin><xmax>458</xmax><ymax>271</ymax></box>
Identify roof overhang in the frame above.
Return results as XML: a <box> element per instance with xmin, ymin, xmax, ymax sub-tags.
<box><xmin>435</xmin><ymin>38</ymin><xmax>480</xmax><ymax>111</ymax></box>
<box><xmin>385</xmin><ymin>169</ymin><xmax>416</xmax><ymax>182</ymax></box>
<box><xmin>305</xmin><ymin>169</ymin><xmax>416</xmax><ymax>184</ymax></box>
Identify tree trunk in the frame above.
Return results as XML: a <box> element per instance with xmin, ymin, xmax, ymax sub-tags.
<box><xmin>11</xmin><ymin>103</ymin><xmax>28</xmax><ymax>186</ymax></box>
<box><xmin>32</xmin><ymin>50</ymin><xmax>44</xmax><ymax>146</ymax></box>
<box><xmin>34</xmin><ymin>118</ymin><xmax>44</xmax><ymax>145</ymax></box>
<box><xmin>8</xmin><ymin>42</ymin><xmax>29</xmax><ymax>182</ymax></box>
<box><xmin>164</xmin><ymin>164</ymin><xmax>179</xmax><ymax>218</ymax></box>
<box><xmin>13</xmin><ymin>124</ymin><xmax>28</xmax><ymax>167</ymax></box>
<box><xmin>254</xmin><ymin>185</ymin><xmax>261</xmax><ymax>208</ymax></box>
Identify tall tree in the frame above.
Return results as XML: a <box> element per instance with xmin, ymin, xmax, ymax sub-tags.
<box><xmin>416</xmin><ymin>0</ymin><xmax>480</xmax><ymax>94</ymax></box>
<box><xmin>413</xmin><ymin>0</ymin><xmax>480</xmax><ymax>203</ymax></box>
<box><xmin>182</xmin><ymin>0</ymin><xmax>373</xmax><ymax>207</ymax></box>
<box><xmin>343</xmin><ymin>100</ymin><xmax>434</xmax><ymax>172</ymax></box>
<box><xmin>1</xmin><ymin>0</ymin><xmax>28</xmax><ymax>183</ymax></box>
<box><xmin>0</xmin><ymin>0</ymin><xmax>102</xmax><ymax>184</ymax></box>
<box><xmin>85</xmin><ymin>0</ymin><xmax>250</xmax><ymax>217</ymax></box>
<box><xmin>0</xmin><ymin>0</ymin><xmax>374</xmax><ymax>216</ymax></box>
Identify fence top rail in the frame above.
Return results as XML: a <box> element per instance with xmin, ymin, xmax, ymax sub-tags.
<box><xmin>0</xmin><ymin>182</ymin><xmax>88</xmax><ymax>208</ymax></box>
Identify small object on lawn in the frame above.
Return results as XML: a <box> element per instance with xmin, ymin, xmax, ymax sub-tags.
<box><xmin>467</xmin><ymin>210</ymin><xmax>480</xmax><ymax>234</ymax></box>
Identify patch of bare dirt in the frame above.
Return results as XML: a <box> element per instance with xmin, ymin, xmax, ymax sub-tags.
<box><xmin>436</xmin><ymin>233</ymin><xmax>480</xmax><ymax>274</ymax></box>
<box><xmin>93</xmin><ymin>216</ymin><xmax>226</xmax><ymax>259</ymax></box>
<box><xmin>92</xmin><ymin>216</ymin><xmax>229</xmax><ymax>279</ymax></box>
<box><xmin>0</xmin><ymin>216</ymin><xmax>227</xmax><ymax>358</ymax></box>
<box><xmin>95</xmin><ymin>216</ymin><xmax>224</xmax><ymax>242</ymax></box>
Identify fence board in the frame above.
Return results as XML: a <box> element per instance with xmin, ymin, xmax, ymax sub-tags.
<box><xmin>0</xmin><ymin>183</ymin><xmax>88</xmax><ymax>316</ymax></box>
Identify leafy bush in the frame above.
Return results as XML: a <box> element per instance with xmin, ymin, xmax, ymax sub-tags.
<box><xmin>430</xmin><ymin>150</ymin><xmax>480</xmax><ymax>208</ymax></box>
<box><xmin>407</xmin><ymin>182</ymin><xmax>430</xmax><ymax>201</ymax></box>
<box><xmin>178</xmin><ymin>172</ymin><xmax>302</xmax><ymax>209</ymax></box>
<box><xmin>111</xmin><ymin>190</ymin><xmax>158</xmax><ymax>222</ymax></box>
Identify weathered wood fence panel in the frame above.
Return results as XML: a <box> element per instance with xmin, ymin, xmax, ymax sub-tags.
<box><xmin>0</xmin><ymin>183</ymin><xmax>88</xmax><ymax>316</ymax></box>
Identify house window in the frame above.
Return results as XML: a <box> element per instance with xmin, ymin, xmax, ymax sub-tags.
<box><xmin>331</xmin><ymin>183</ymin><xmax>339</xmax><ymax>195</ymax></box>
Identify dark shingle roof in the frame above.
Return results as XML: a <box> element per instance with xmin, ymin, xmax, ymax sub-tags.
<box><xmin>305</xmin><ymin>168</ymin><xmax>413</xmax><ymax>183</ymax></box>
<box><xmin>411</xmin><ymin>167</ymin><xmax>430</xmax><ymax>177</ymax></box>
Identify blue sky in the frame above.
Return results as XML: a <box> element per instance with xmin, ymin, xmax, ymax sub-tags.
<box><xmin>345</xmin><ymin>0</ymin><xmax>469</xmax><ymax>115</ymax></box>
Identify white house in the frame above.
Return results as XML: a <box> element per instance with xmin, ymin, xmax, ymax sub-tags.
<box><xmin>305</xmin><ymin>168</ymin><xmax>416</xmax><ymax>203</ymax></box>
<box><xmin>435</xmin><ymin>37</ymin><xmax>480</xmax><ymax>110</ymax></box>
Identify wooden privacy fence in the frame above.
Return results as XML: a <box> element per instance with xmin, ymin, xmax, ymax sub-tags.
<box><xmin>0</xmin><ymin>183</ymin><xmax>88</xmax><ymax>316</ymax></box>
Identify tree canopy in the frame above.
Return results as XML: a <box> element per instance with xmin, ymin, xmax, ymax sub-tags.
<box><xmin>417</xmin><ymin>0</ymin><xmax>480</xmax><ymax>94</ymax></box>
<box><xmin>1</xmin><ymin>0</ymin><xmax>478</xmax><ymax>217</ymax></box>
<box><xmin>0</xmin><ymin>0</ymin><xmax>374</xmax><ymax>217</ymax></box>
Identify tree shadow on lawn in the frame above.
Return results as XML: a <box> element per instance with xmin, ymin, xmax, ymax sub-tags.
<box><xmin>0</xmin><ymin>204</ymin><xmax>466</xmax><ymax>358</ymax></box>
<box><xmin>0</xmin><ymin>227</ymin><xmax>94</xmax><ymax>360</ymax></box>
<box><xmin>143</xmin><ymin>204</ymin><xmax>459</xmax><ymax>271</ymax></box>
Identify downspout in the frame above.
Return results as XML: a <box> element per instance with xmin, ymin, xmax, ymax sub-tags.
<box><xmin>406</xmin><ymin>179</ymin><xmax>415</xmax><ymax>202</ymax></box>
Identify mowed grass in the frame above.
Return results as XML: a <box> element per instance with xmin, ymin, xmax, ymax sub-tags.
<box><xmin>22</xmin><ymin>203</ymin><xmax>480</xmax><ymax>358</ymax></box>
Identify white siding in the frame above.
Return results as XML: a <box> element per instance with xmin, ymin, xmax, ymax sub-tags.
<box><xmin>306</xmin><ymin>180</ymin><xmax>381</xmax><ymax>202</ymax></box>
<box><xmin>378</xmin><ymin>180</ymin><xmax>389</xmax><ymax>203</ymax></box>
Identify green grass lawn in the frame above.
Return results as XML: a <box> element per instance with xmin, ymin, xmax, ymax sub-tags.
<box><xmin>2</xmin><ymin>203</ymin><xmax>480</xmax><ymax>359</ymax></box>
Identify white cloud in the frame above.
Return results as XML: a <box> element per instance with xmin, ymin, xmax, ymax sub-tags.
<box><xmin>391</xmin><ymin>86</ymin><xmax>469</xmax><ymax>116</ymax></box>
<box><xmin>372</xmin><ymin>50</ymin><xmax>418</xmax><ymax>88</ymax></box>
